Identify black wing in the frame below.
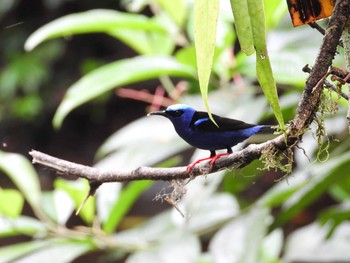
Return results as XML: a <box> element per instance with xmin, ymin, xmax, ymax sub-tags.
<box><xmin>189</xmin><ymin>111</ymin><xmax>256</xmax><ymax>132</ymax></box>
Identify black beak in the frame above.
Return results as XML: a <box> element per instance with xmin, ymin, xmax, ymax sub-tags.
<box><xmin>147</xmin><ymin>110</ymin><xmax>167</xmax><ymax>117</ymax></box>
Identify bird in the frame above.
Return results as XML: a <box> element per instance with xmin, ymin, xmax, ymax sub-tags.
<box><xmin>148</xmin><ymin>104</ymin><xmax>272</xmax><ymax>172</ymax></box>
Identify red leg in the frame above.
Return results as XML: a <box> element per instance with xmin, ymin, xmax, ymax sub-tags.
<box><xmin>187</xmin><ymin>150</ymin><xmax>232</xmax><ymax>172</ymax></box>
<box><xmin>208</xmin><ymin>152</ymin><xmax>231</xmax><ymax>166</ymax></box>
<box><xmin>187</xmin><ymin>156</ymin><xmax>214</xmax><ymax>172</ymax></box>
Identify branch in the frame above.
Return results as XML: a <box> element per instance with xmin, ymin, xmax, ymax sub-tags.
<box><xmin>30</xmin><ymin>136</ymin><xmax>285</xmax><ymax>182</ymax></box>
<box><xmin>302</xmin><ymin>64</ymin><xmax>349</xmax><ymax>100</ymax></box>
<box><xmin>29</xmin><ymin>0</ymin><xmax>349</xmax><ymax>183</ymax></box>
<box><xmin>292</xmin><ymin>0</ymin><xmax>349</xmax><ymax>132</ymax></box>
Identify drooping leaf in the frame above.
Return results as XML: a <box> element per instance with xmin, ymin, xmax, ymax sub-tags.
<box><xmin>194</xmin><ymin>0</ymin><xmax>220</xmax><ymax>125</ymax></box>
<box><xmin>0</xmin><ymin>151</ymin><xmax>42</xmax><ymax>213</ymax></box>
<box><xmin>247</xmin><ymin>0</ymin><xmax>285</xmax><ymax>130</ymax></box>
<box><xmin>53</xmin><ymin>56</ymin><xmax>196</xmax><ymax>128</ymax></box>
<box><xmin>229</xmin><ymin>0</ymin><xmax>254</xmax><ymax>55</ymax></box>
<box><xmin>230</xmin><ymin>0</ymin><xmax>285</xmax><ymax>130</ymax></box>
<box><xmin>25</xmin><ymin>9</ymin><xmax>166</xmax><ymax>51</ymax></box>
<box><xmin>0</xmin><ymin>189</ymin><xmax>24</xmax><ymax>218</ymax></box>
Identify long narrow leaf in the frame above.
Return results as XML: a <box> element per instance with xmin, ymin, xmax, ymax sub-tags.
<box><xmin>25</xmin><ymin>9</ymin><xmax>165</xmax><ymax>51</ymax></box>
<box><xmin>194</xmin><ymin>0</ymin><xmax>220</xmax><ymax>125</ymax></box>
<box><xmin>229</xmin><ymin>0</ymin><xmax>255</xmax><ymax>55</ymax></box>
<box><xmin>247</xmin><ymin>0</ymin><xmax>285</xmax><ymax>130</ymax></box>
<box><xmin>53</xmin><ymin>56</ymin><xmax>196</xmax><ymax>128</ymax></box>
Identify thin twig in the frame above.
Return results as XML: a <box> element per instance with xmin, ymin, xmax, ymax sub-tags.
<box><xmin>309</xmin><ymin>22</ymin><xmax>326</xmax><ymax>35</ymax></box>
<box><xmin>303</xmin><ymin>64</ymin><xmax>349</xmax><ymax>100</ymax></box>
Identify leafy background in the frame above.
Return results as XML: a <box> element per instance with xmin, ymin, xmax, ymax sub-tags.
<box><xmin>1</xmin><ymin>0</ymin><xmax>350</xmax><ymax>262</ymax></box>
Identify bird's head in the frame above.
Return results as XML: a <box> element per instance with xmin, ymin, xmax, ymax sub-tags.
<box><xmin>147</xmin><ymin>104</ymin><xmax>196</xmax><ymax>128</ymax></box>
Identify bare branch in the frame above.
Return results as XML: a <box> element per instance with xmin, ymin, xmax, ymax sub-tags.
<box><xmin>30</xmin><ymin>136</ymin><xmax>286</xmax><ymax>182</ymax></box>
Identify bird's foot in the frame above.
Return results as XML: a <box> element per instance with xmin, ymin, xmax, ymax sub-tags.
<box><xmin>208</xmin><ymin>152</ymin><xmax>230</xmax><ymax>166</ymax></box>
<box><xmin>187</xmin><ymin>157</ymin><xmax>213</xmax><ymax>173</ymax></box>
<box><xmin>187</xmin><ymin>153</ymin><xmax>231</xmax><ymax>173</ymax></box>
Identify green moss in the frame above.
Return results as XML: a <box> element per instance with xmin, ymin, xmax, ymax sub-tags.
<box><xmin>314</xmin><ymin>89</ymin><xmax>339</xmax><ymax>162</ymax></box>
<box><xmin>259</xmin><ymin>144</ymin><xmax>293</xmax><ymax>174</ymax></box>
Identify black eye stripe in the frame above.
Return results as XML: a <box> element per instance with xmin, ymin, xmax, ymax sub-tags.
<box><xmin>166</xmin><ymin>110</ymin><xmax>183</xmax><ymax>117</ymax></box>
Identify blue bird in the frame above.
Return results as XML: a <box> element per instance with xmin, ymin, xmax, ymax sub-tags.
<box><xmin>148</xmin><ymin>104</ymin><xmax>272</xmax><ymax>172</ymax></box>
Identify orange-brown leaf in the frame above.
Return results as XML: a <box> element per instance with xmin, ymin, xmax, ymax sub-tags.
<box><xmin>287</xmin><ymin>0</ymin><xmax>335</xmax><ymax>27</ymax></box>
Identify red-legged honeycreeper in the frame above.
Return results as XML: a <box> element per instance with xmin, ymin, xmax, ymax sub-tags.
<box><xmin>148</xmin><ymin>104</ymin><xmax>272</xmax><ymax>172</ymax></box>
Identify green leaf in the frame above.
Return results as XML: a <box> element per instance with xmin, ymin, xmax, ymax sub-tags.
<box><xmin>103</xmin><ymin>180</ymin><xmax>152</xmax><ymax>233</ymax></box>
<box><xmin>108</xmin><ymin>15</ymin><xmax>175</xmax><ymax>55</ymax></box>
<box><xmin>230</xmin><ymin>0</ymin><xmax>285</xmax><ymax>130</ymax></box>
<box><xmin>229</xmin><ymin>0</ymin><xmax>254</xmax><ymax>55</ymax></box>
<box><xmin>0</xmin><ymin>151</ymin><xmax>41</xmax><ymax>213</ymax></box>
<box><xmin>24</xmin><ymin>9</ymin><xmax>166</xmax><ymax>51</ymax></box>
<box><xmin>272</xmin><ymin>153</ymin><xmax>350</xmax><ymax>229</ymax></box>
<box><xmin>318</xmin><ymin>202</ymin><xmax>350</xmax><ymax>237</ymax></box>
<box><xmin>0</xmin><ymin>189</ymin><xmax>24</xmax><ymax>218</ymax></box>
<box><xmin>109</xmin><ymin>28</ymin><xmax>174</xmax><ymax>55</ymax></box>
<box><xmin>258</xmin><ymin>171</ymin><xmax>306</xmax><ymax>208</ymax></box>
<box><xmin>53</xmin><ymin>56</ymin><xmax>196</xmax><ymax>128</ymax></box>
<box><xmin>155</xmin><ymin>0</ymin><xmax>188</xmax><ymax>26</ymax></box>
<box><xmin>263</xmin><ymin>0</ymin><xmax>287</xmax><ymax>29</ymax></box>
<box><xmin>194</xmin><ymin>0</ymin><xmax>220</xmax><ymax>125</ymax></box>
<box><xmin>54</xmin><ymin>179</ymin><xmax>95</xmax><ymax>224</ymax></box>
<box><xmin>247</xmin><ymin>0</ymin><xmax>285</xmax><ymax>130</ymax></box>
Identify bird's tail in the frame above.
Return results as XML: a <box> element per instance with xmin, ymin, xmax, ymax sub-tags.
<box><xmin>257</xmin><ymin>125</ymin><xmax>275</xmax><ymax>134</ymax></box>
<box><xmin>247</xmin><ymin>125</ymin><xmax>276</xmax><ymax>143</ymax></box>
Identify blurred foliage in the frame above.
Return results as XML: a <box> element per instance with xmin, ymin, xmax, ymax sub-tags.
<box><xmin>0</xmin><ymin>42</ymin><xmax>63</xmax><ymax>121</ymax></box>
<box><xmin>1</xmin><ymin>0</ymin><xmax>350</xmax><ymax>262</ymax></box>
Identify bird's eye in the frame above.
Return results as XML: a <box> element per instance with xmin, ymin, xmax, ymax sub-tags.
<box><xmin>167</xmin><ymin>109</ymin><xmax>183</xmax><ymax>117</ymax></box>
